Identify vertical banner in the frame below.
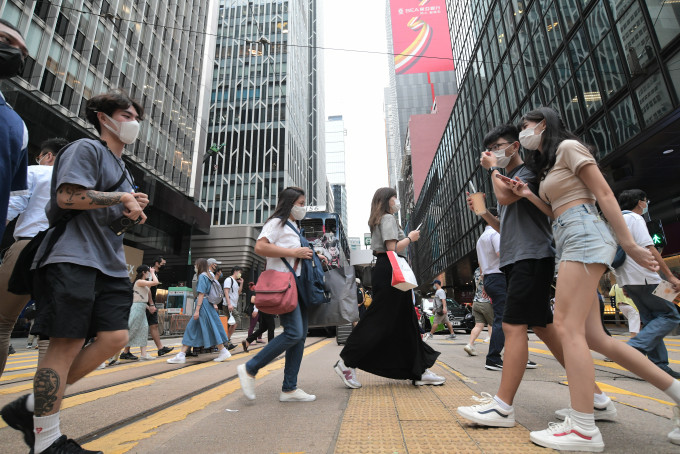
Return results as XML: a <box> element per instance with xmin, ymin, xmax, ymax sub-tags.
<box><xmin>390</xmin><ymin>0</ymin><xmax>454</xmax><ymax>75</ymax></box>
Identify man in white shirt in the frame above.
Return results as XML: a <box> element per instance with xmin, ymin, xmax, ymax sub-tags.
<box><xmin>474</xmin><ymin>208</ymin><xmax>507</xmax><ymax>371</ymax></box>
<box><xmin>223</xmin><ymin>265</ymin><xmax>243</xmax><ymax>348</ymax></box>
<box><xmin>0</xmin><ymin>138</ymin><xmax>68</xmax><ymax>376</ymax></box>
<box><xmin>616</xmin><ymin>189</ymin><xmax>680</xmax><ymax>379</ymax></box>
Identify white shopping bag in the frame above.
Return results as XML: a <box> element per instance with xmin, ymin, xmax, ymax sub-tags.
<box><xmin>387</xmin><ymin>251</ymin><xmax>418</xmax><ymax>291</ymax></box>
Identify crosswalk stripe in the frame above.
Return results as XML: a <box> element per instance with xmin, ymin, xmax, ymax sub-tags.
<box><xmin>82</xmin><ymin>339</ymin><xmax>333</xmax><ymax>454</ymax></box>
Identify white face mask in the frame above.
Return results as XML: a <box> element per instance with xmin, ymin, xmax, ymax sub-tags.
<box><xmin>492</xmin><ymin>145</ymin><xmax>516</xmax><ymax>168</ymax></box>
<box><xmin>519</xmin><ymin>124</ymin><xmax>543</xmax><ymax>150</ymax></box>
<box><xmin>391</xmin><ymin>199</ymin><xmax>401</xmax><ymax>213</ymax></box>
<box><xmin>103</xmin><ymin>113</ymin><xmax>140</xmax><ymax>144</ymax></box>
<box><xmin>291</xmin><ymin>205</ymin><xmax>307</xmax><ymax>220</ymax></box>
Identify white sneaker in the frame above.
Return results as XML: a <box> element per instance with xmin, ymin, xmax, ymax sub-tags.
<box><xmin>457</xmin><ymin>392</ymin><xmax>515</xmax><ymax>427</ymax></box>
<box><xmin>213</xmin><ymin>349</ymin><xmax>232</xmax><ymax>362</ymax></box>
<box><xmin>555</xmin><ymin>396</ymin><xmax>617</xmax><ymax>421</ymax></box>
<box><xmin>530</xmin><ymin>416</ymin><xmax>604</xmax><ymax>452</ymax></box>
<box><xmin>334</xmin><ymin>359</ymin><xmax>361</xmax><ymax>389</ymax></box>
<box><xmin>167</xmin><ymin>354</ymin><xmax>186</xmax><ymax>364</ymax></box>
<box><xmin>447</xmin><ymin>333</ymin><xmax>457</xmax><ymax>339</ymax></box>
<box><xmin>423</xmin><ymin>333</ymin><xmax>433</xmax><ymax>341</ymax></box>
<box><xmin>464</xmin><ymin>344</ymin><xmax>478</xmax><ymax>356</ymax></box>
<box><xmin>280</xmin><ymin>388</ymin><xmax>316</xmax><ymax>402</ymax></box>
<box><xmin>483</xmin><ymin>337</ymin><xmax>490</xmax><ymax>343</ymax></box>
<box><xmin>237</xmin><ymin>363</ymin><xmax>256</xmax><ymax>400</ymax></box>
<box><xmin>96</xmin><ymin>362</ymin><xmax>106</xmax><ymax>370</ymax></box>
<box><xmin>669</xmin><ymin>406</ymin><xmax>680</xmax><ymax>445</ymax></box>
<box><xmin>414</xmin><ymin>369</ymin><xmax>445</xmax><ymax>386</ymax></box>
<box><xmin>139</xmin><ymin>354</ymin><xmax>153</xmax><ymax>361</ymax></box>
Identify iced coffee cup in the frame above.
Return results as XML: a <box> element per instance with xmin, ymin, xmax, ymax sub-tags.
<box><xmin>470</xmin><ymin>192</ymin><xmax>487</xmax><ymax>215</ymax></box>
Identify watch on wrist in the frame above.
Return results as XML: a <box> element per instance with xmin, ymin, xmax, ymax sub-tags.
<box><xmin>488</xmin><ymin>166</ymin><xmax>503</xmax><ymax>175</ymax></box>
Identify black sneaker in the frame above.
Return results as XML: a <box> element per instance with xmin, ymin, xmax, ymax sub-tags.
<box><xmin>660</xmin><ymin>366</ymin><xmax>680</xmax><ymax>379</ymax></box>
<box><xmin>157</xmin><ymin>346</ymin><xmax>174</xmax><ymax>357</ymax></box>
<box><xmin>186</xmin><ymin>350</ymin><xmax>198</xmax><ymax>357</ymax></box>
<box><xmin>227</xmin><ymin>343</ymin><xmax>237</xmax><ymax>351</ymax></box>
<box><xmin>526</xmin><ymin>360</ymin><xmax>538</xmax><ymax>369</ymax></box>
<box><xmin>485</xmin><ymin>360</ymin><xmax>503</xmax><ymax>371</ymax></box>
<box><xmin>8</xmin><ymin>344</ymin><xmax>16</xmax><ymax>355</ymax></box>
<box><xmin>41</xmin><ymin>435</ymin><xmax>102</xmax><ymax>453</ymax></box>
<box><xmin>119</xmin><ymin>352</ymin><xmax>138</xmax><ymax>361</ymax></box>
<box><xmin>1</xmin><ymin>394</ymin><xmax>34</xmax><ymax>448</ymax></box>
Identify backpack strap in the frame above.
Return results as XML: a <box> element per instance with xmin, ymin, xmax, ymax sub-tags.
<box><xmin>280</xmin><ymin>257</ymin><xmax>300</xmax><ymax>274</ymax></box>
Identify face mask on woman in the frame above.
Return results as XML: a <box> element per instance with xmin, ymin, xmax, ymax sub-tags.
<box><xmin>519</xmin><ymin>124</ymin><xmax>543</xmax><ymax>150</ymax></box>
<box><xmin>391</xmin><ymin>199</ymin><xmax>401</xmax><ymax>213</ymax></box>
<box><xmin>291</xmin><ymin>205</ymin><xmax>307</xmax><ymax>220</ymax></box>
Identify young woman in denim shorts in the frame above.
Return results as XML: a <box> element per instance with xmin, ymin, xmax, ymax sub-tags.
<box><xmin>503</xmin><ymin>107</ymin><xmax>680</xmax><ymax>452</ymax></box>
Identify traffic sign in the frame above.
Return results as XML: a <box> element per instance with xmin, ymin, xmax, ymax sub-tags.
<box><xmin>364</xmin><ymin>233</ymin><xmax>371</xmax><ymax>246</ymax></box>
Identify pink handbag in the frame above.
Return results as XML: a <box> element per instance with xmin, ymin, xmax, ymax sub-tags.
<box><xmin>253</xmin><ymin>268</ymin><xmax>298</xmax><ymax>314</ymax></box>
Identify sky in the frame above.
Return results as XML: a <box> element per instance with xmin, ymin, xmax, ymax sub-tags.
<box><xmin>321</xmin><ymin>0</ymin><xmax>391</xmax><ymax>242</ymax></box>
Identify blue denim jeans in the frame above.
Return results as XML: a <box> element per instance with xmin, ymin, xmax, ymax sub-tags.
<box><xmin>245</xmin><ymin>302</ymin><xmax>308</xmax><ymax>392</ymax></box>
<box><xmin>483</xmin><ymin>273</ymin><xmax>506</xmax><ymax>364</ymax></box>
<box><xmin>625</xmin><ymin>284</ymin><xmax>680</xmax><ymax>370</ymax></box>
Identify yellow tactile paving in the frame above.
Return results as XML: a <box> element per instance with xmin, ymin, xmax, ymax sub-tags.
<box><xmin>333</xmin><ymin>363</ymin><xmax>558</xmax><ymax>454</ymax></box>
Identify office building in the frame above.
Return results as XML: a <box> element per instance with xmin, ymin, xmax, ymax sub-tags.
<box><xmin>0</xmin><ymin>0</ymin><xmax>213</xmax><ymax>285</ymax></box>
<box><xmin>325</xmin><ymin>115</ymin><xmax>347</xmax><ymax>230</ymax></box>
<box><xmin>412</xmin><ymin>0</ymin><xmax>680</xmax><ymax>289</ymax></box>
<box><xmin>192</xmin><ymin>0</ymin><xmax>325</xmax><ymax>273</ymax></box>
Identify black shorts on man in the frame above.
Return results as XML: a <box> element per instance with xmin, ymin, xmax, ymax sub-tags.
<box><xmin>33</xmin><ymin>263</ymin><xmax>132</xmax><ymax>339</ymax></box>
<box><xmin>501</xmin><ymin>257</ymin><xmax>555</xmax><ymax>327</ymax></box>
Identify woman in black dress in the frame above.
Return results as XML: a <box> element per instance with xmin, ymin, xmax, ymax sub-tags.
<box><xmin>333</xmin><ymin>187</ymin><xmax>443</xmax><ymax>388</ymax></box>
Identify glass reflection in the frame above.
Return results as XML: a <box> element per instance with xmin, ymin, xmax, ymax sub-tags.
<box><xmin>646</xmin><ymin>0</ymin><xmax>680</xmax><ymax>49</ymax></box>
<box><xmin>576</xmin><ymin>59</ymin><xmax>602</xmax><ymax>114</ymax></box>
<box><xmin>609</xmin><ymin>95</ymin><xmax>639</xmax><ymax>144</ymax></box>
<box><xmin>588</xmin><ymin>116</ymin><xmax>614</xmax><ymax>160</ymax></box>
<box><xmin>635</xmin><ymin>73</ymin><xmax>672</xmax><ymax>127</ymax></box>
<box><xmin>616</xmin><ymin>2</ymin><xmax>654</xmax><ymax>73</ymax></box>
<box><xmin>587</xmin><ymin>0</ymin><xmax>610</xmax><ymax>45</ymax></box>
<box><xmin>594</xmin><ymin>33</ymin><xmax>626</xmax><ymax>99</ymax></box>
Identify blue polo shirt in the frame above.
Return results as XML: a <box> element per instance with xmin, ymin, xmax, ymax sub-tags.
<box><xmin>0</xmin><ymin>90</ymin><xmax>28</xmax><ymax>240</ymax></box>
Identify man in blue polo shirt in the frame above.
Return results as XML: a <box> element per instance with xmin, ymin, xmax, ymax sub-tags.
<box><xmin>0</xmin><ymin>19</ymin><xmax>29</xmax><ymax>241</ymax></box>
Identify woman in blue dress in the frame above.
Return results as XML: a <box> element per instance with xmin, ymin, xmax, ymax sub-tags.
<box><xmin>167</xmin><ymin>258</ymin><xmax>231</xmax><ymax>363</ymax></box>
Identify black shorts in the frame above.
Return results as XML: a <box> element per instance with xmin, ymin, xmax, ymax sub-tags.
<box><xmin>33</xmin><ymin>263</ymin><xmax>133</xmax><ymax>339</ymax></box>
<box><xmin>146</xmin><ymin>308</ymin><xmax>159</xmax><ymax>326</ymax></box>
<box><xmin>501</xmin><ymin>257</ymin><xmax>555</xmax><ymax>327</ymax></box>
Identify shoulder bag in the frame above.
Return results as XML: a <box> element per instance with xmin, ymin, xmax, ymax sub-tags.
<box><xmin>252</xmin><ymin>260</ymin><xmax>300</xmax><ymax>315</ymax></box>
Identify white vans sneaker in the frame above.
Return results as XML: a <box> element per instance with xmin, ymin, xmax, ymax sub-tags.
<box><xmin>414</xmin><ymin>369</ymin><xmax>445</xmax><ymax>386</ymax></box>
<box><xmin>237</xmin><ymin>363</ymin><xmax>256</xmax><ymax>400</ymax></box>
<box><xmin>464</xmin><ymin>344</ymin><xmax>478</xmax><ymax>356</ymax></box>
<box><xmin>213</xmin><ymin>348</ymin><xmax>232</xmax><ymax>362</ymax></box>
<box><xmin>423</xmin><ymin>333</ymin><xmax>433</xmax><ymax>341</ymax></box>
<box><xmin>333</xmin><ymin>359</ymin><xmax>361</xmax><ymax>389</ymax></box>
<box><xmin>279</xmin><ymin>388</ymin><xmax>316</xmax><ymax>402</ymax></box>
<box><xmin>555</xmin><ymin>396</ymin><xmax>617</xmax><ymax>421</ymax></box>
<box><xmin>167</xmin><ymin>354</ymin><xmax>186</xmax><ymax>364</ymax></box>
<box><xmin>457</xmin><ymin>392</ymin><xmax>515</xmax><ymax>427</ymax></box>
<box><xmin>530</xmin><ymin>416</ymin><xmax>604</xmax><ymax>452</ymax></box>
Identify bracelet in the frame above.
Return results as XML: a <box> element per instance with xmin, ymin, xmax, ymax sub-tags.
<box><xmin>406</xmin><ymin>237</ymin><xmax>412</xmax><ymax>243</ymax></box>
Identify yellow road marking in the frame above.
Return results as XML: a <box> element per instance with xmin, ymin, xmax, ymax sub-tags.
<box><xmin>560</xmin><ymin>381</ymin><xmax>675</xmax><ymax>407</ymax></box>
<box><xmin>2</xmin><ymin>363</ymin><xmax>37</xmax><ymax>372</ymax></box>
<box><xmin>0</xmin><ymin>372</ymin><xmax>34</xmax><ymax>382</ymax></box>
<box><xmin>83</xmin><ymin>339</ymin><xmax>332</xmax><ymax>454</ymax></box>
<box><xmin>437</xmin><ymin>360</ymin><xmax>476</xmax><ymax>384</ymax></box>
<box><xmin>5</xmin><ymin>358</ymin><xmax>38</xmax><ymax>365</ymax></box>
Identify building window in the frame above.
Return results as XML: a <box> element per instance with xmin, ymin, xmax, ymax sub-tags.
<box><xmin>21</xmin><ymin>56</ymin><xmax>36</xmax><ymax>80</ymax></box>
<box><xmin>90</xmin><ymin>46</ymin><xmax>101</xmax><ymax>68</ymax></box>
<box><xmin>74</xmin><ymin>31</ymin><xmax>86</xmax><ymax>54</ymax></box>
<box><xmin>105</xmin><ymin>59</ymin><xmax>114</xmax><ymax>79</ymax></box>
<box><xmin>60</xmin><ymin>85</ymin><xmax>74</xmax><ymax>108</ymax></box>
<box><xmin>609</xmin><ymin>95</ymin><xmax>639</xmax><ymax>144</ymax></box>
<box><xmin>646</xmin><ymin>0</ymin><xmax>680</xmax><ymax>50</ymax></box>
<box><xmin>616</xmin><ymin>2</ymin><xmax>655</xmax><ymax>74</ymax></box>
<box><xmin>635</xmin><ymin>72</ymin><xmax>672</xmax><ymax>127</ymax></box>
<box><xmin>55</xmin><ymin>13</ymin><xmax>69</xmax><ymax>38</ymax></box>
<box><xmin>40</xmin><ymin>69</ymin><xmax>56</xmax><ymax>95</ymax></box>
<box><xmin>34</xmin><ymin>0</ymin><xmax>50</xmax><ymax>22</ymax></box>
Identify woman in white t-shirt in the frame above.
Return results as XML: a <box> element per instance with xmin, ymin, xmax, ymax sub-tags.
<box><xmin>236</xmin><ymin>187</ymin><xmax>316</xmax><ymax>402</ymax></box>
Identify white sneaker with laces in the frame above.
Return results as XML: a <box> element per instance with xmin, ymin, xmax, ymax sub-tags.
<box><xmin>280</xmin><ymin>388</ymin><xmax>316</xmax><ymax>402</ymax></box>
<box><xmin>167</xmin><ymin>354</ymin><xmax>186</xmax><ymax>364</ymax></box>
<box><xmin>213</xmin><ymin>349</ymin><xmax>232</xmax><ymax>362</ymax></box>
<box><xmin>334</xmin><ymin>359</ymin><xmax>361</xmax><ymax>389</ymax></box>
<box><xmin>457</xmin><ymin>392</ymin><xmax>515</xmax><ymax>427</ymax></box>
<box><xmin>139</xmin><ymin>354</ymin><xmax>153</xmax><ymax>361</ymax></box>
<box><xmin>96</xmin><ymin>362</ymin><xmax>106</xmax><ymax>370</ymax></box>
<box><xmin>237</xmin><ymin>363</ymin><xmax>256</xmax><ymax>400</ymax></box>
<box><xmin>530</xmin><ymin>416</ymin><xmax>604</xmax><ymax>452</ymax></box>
<box><xmin>669</xmin><ymin>406</ymin><xmax>680</xmax><ymax>445</ymax></box>
<box><xmin>423</xmin><ymin>333</ymin><xmax>433</xmax><ymax>341</ymax></box>
<box><xmin>464</xmin><ymin>344</ymin><xmax>478</xmax><ymax>356</ymax></box>
<box><xmin>414</xmin><ymin>369</ymin><xmax>445</xmax><ymax>386</ymax></box>
<box><xmin>555</xmin><ymin>396</ymin><xmax>617</xmax><ymax>421</ymax></box>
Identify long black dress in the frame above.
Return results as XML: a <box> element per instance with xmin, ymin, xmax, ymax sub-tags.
<box><xmin>340</xmin><ymin>254</ymin><xmax>439</xmax><ymax>380</ymax></box>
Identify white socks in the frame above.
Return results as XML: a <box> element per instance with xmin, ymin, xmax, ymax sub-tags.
<box><xmin>593</xmin><ymin>392</ymin><xmax>609</xmax><ymax>406</ymax></box>
<box><xmin>176</xmin><ymin>352</ymin><xmax>186</xmax><ymax>359</ymax></box>
<box><xmin>570</xmin><ymin>409</ymin><xmax>597</xmax><ymax>431</ymax></box>
<box><xmin>493</xmin><ymin>395</ymin><xmax>513</xmax><ymax>411</ymax></box>
<box><xmin>33</xmin><ymin>412</ymin><xmax>61</xmax><ymax>453</ymax></box>
<box><xmin>664</xmin><ymin>380</ymin><xmax>680</xmax><ymax>406</ymax></box>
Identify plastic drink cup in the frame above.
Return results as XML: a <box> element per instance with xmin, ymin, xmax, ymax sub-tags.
<box><xmin>470</xmin><ymin>192</ymin><xmax>487</xmax><ymax>215</ymax></box>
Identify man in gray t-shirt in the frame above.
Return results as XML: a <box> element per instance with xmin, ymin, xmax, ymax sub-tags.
<box><xmin>2</xmin><ymin>90</ymin><xmax>150</xmax><ymax>454</ymax></box>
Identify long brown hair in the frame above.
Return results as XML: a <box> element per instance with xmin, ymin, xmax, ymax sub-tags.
<box><xmin>267</xmin><ymin>186</ymin><xmax>305</xmax><ymax>226</ymax></box>
<box><xmin>195</xmin><ymin>258</ymin><xmax>209</xmax><ymax>276</ymax></box>
<box><xmin>368</xmin><ymin>187</ymin><xmax>397</xmax><ymax>232</ymax></box>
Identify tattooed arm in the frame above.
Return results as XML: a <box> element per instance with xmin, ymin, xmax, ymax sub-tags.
<box><xmin>56</xmin><ymin>183</ymin><xmax>146</xmax><ymax>223</ymax></box>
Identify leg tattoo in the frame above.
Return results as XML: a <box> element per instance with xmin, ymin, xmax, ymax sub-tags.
<box><xmin>34</xmin><ymin>368</ymin><xmax>60</xmax><ymax>416</ymax></box>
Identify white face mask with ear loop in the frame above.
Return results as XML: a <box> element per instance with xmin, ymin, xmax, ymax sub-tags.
<box><xmin>291</xmin><ymin>205</ymin><xmax>307</xmax><ymax>220</ymax></box>
<box><xmin>102</xmin><ymin>113</ymin><xmax>140</xmax><ymax>144</ymax></box>
<box><xmin>519</xmin><ymin>123</ymin><xmax>544</xmax><ymax>150</ymax></box>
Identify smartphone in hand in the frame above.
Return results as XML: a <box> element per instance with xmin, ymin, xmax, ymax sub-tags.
<box><xmin>495</xmin><ymin>173</ymin><xmax>515</xmax><ymax>184</ymax></box>
<box><xmin>416</xmin><ymin>222</ymin><xmax>423</xmax><ymax>231</ymax></box>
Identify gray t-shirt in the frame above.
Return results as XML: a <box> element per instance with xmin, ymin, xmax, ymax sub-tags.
<box><xmin>37</xmin><ymin>139</ymin><xmax>135</xmax><ymax>278</ymax></box>
<box><xmin>497</xmin><ymin>164</ymin><xmax>555</xmax><ymax>268</ymax></box>
<box><xmin>371</xmin><ymin>214</ymin><xmax>406</xmax><ymax>257</ymax></box>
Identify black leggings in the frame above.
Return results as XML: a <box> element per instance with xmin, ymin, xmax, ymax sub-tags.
<box><xmin>246</xmin><ymin>312</ymin><xmax>275</xmax><ymax>343</ymax></box>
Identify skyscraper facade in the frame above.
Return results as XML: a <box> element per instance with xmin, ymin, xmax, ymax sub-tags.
<box><xmin>325</xmin><ymin>115</ymin><xmax>348</xmax><ymax>229</ymax></box>
<box><xmin>0</xmin><ymin>0</ymin><xmax>213</xmax><ymax>284</ymax></box>
<box><xmin>411</xmin><ymin>0</ymin><xmax>680</xmax><ymax>289</ymax></box>
<box><xmin>193</xmin><ymin>0</ymin><xmax>325</xmax><ymax>271</ymax></box>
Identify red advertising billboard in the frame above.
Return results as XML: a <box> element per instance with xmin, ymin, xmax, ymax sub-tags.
<box><xmin>389</xmin><ymin>0</ymin><xmax>454</xmax><ymax>75</ymax></box>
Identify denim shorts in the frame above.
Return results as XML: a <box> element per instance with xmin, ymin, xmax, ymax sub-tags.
<box><xmin>552</xmin><ymin>204</ymin><xmax>616</xmax><ymax>270</ymax></box>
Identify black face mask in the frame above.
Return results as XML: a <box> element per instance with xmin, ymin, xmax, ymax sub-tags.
<box><xmin>0</xmin><ymin>42</ymin><xmax>25</xmax><ymax>79</ymax></box>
